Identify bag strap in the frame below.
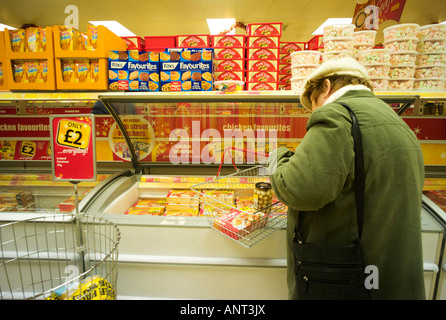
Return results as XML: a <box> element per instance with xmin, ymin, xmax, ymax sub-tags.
<box><xmin>337</xmin><ymin>102</ymin><xmax>365</xmax><ymax>241</ymax></box>
<box><xmin>294</xmin><ymin>102</ymin><xmax>365</xmax><ymax>241</ymax></box>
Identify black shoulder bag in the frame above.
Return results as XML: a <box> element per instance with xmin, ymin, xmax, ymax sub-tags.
<box><xmin>292</xmin><ymin>102</ymin><xmax>372</xmax><ymax>300</ymax></box>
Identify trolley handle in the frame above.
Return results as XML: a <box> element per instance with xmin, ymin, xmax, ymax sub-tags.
<box><xmin>216</xmin><ymin>146</ymin><xmax>268</xmax><ymax>177</ymax></box>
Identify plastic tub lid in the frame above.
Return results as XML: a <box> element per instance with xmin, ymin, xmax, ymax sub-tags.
<box><xmin>383</xmin><ymin>37</ymin><xmax>419</xmax><ymax>44</ymax></box>
<box><xmin>364</xmin><ymin>63</ymin><xmax>391</xmax><ymax>66</ymax></box>
<box><xmin>323</xmin><ymin>36</ymin><xmax>355</xmax><ymax>42</ymax></box>
<box><xmin>383</xmin><ymin>23</ymin><xmax>420</xmax><ymax>32</ymax></box>
<box><xmin>290</xmin><ymin>50</ymin><xmax>321</xmax><ymax>56</ymax></box>
<box><xmin>360</xmin><ymin>48</ymin><xmax>392</xmax><ymax>53</ymax></box>
<box><xmin>415</xmin><ymin>64</ymin><xmax>446</xmax><ymax>68</ymax></box>
<box><xmin>417</xmin><ymin>51</ymin><xmax>446</xmax><ymax>55</ymax></box>
<box><xmin>323</xmin><ymin>24</ymin><xmax>355</xmax><ymax>29</ymax></box>
<box><xmin>390</xmin><ymin>51</ymin><xmax>418</xmax><ymax>54</ymax></box>
<box><xmin>353</xmin><ymin>30</ymin><xmax>377</xmax><ymax>34</ymax></box>
<box><xmin>418</xmin><ymin>37</ymin><xmax>446</xmax><ymax>42</ymax></box>
<box><xmin>322</xmin><ymin>50</ymin><xmax>354</xmax><ymax>54</ymax></box>
<box><xmin>389</xmin><ymin>64</ymin><xmax>416</xmax><ymax>68</ymax></box>
<box><xmin>418</xmin><ymin>24</ymin><xmax>446</xmax><ymax>30</ymax></box>
<box><xmin>353</xmin><ymin>44</ymin><xmax>374</xmax><ymax>48</ymax></box>
<box><xmin>414</xmin><ymin>77</ymin><xmax>446</xmax><ymax>80</ymax></box>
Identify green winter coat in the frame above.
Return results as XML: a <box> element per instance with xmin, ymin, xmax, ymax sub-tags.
<box><xmin>270</xmin><ymin>89</ymin><xmax>425</xmax><ymax>300</ymax></box>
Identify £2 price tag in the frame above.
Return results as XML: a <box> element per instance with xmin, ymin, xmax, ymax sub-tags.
<box><xmin>50</xmin><ymin>115</ymin><xmax>96</xmax><ymax>181</ymax></box>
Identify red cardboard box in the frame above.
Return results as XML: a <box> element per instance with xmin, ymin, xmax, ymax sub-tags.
<box><xmin>144</xmin><ymin>36</ymin><xmax>176</xmax><ymax>50</ymax></box>
<box><xmin>280</xmin><ymin>41</ymin><xmax>305</xmax><ymax>54</ymax></box>
<box><xmin>279</xmin><ymin>74</ymin><xmax>292</xmax><ymax>86</ymax></box>
<box><xmin>214</xmin><ymin>59</ymin><xmax>245</xmax><ymax>72</ymax></box>
<box><xmin>246</xmin><ymin>22</ymin><xmax>283</xmax><ymax>37</ymax></box>
<box><xmin>246</xmin><ymin>59</ymin><xmax>279</xmax><ymax>71</ymax></box>
<box><xmin>122</xmin><ymin>36</ymin><xmax>145</xmax><ymax>50</ymax></box>
<box><xmin>279</xmin><ymin>64</ymin><xmax>291</xmax><ymax>75</ymax></box>
<box><xmin>246</xmin><ymin>81</ymin><xmax>278</xmax><ymax>91</ymax></box>
<box><xmin>247</xmin><ymin>47</ymin><xmax>279</xmax><ymax>60</ymax></box>
<box><xmin>214</xmin><ymin>47</ymin><xmax>245</xmax><ymax>59</ymax></box>
<box><xmin>246</xmin><ymin>70</ymin><xmax>278</xmax><ymax>82</ymax></box>
<box><xmin>214</xmin><ymin>71</ymin><xmax>245</xmax><ymax>81</ymax></box>
<box><xmin>246</xmin><ymin>36</ymin><xmax>280</xmax><ymax>48</ymax></box>
<box><xmin>211</xmin><ymin>35</ymin><xmax>246</xmax><ymax>47</ymax></box>
<box><xmin>176</xmin><ymin>34</ymin><xmax>210</xmax><ymax>48</ymax></box>
<box><xmin>279</xmin><ymin>53</ymin><xmax>292</xmax><ymax>65</ymax></box>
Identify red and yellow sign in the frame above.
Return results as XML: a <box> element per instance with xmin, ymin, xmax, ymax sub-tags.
<box><xmin>50</xmin><ymin>115</ymin><xmax>96</xmax><ymax>181</ymax></box>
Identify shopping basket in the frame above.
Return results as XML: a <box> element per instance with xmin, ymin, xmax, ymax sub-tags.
<box><xmin>191</xmin><ymin>147</ymin><xmax>287</xmax><ymax>248</ymax></box>
<box><xmin>0</xmin><ymin>213</ymin><xmax>120</xmax><ymax>300</ymax></box>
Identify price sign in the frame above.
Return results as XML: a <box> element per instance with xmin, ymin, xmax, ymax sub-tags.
<box><xmin>50</xmin><ymin>115</ymin><xmax>96</xmax><ymax>182</ymax></box>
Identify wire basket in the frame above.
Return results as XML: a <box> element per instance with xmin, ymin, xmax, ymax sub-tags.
<box><xmin>0</xmin><ymin>213</ymin><xmax>120</xmax><ymax>300</ymax></box>
<box><xmin>191</xmin><ymin>165</ymin><xmax>287</xmax><ymax>248</ymax></box>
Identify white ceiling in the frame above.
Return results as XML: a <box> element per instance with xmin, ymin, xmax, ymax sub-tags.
<box><xmin>0</xmin><ymin>0</ymin><xmax>445</xmax><ymax>45</ymax></box>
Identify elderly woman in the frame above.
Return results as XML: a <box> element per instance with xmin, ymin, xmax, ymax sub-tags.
<box><xmin>269</xmin><ymin>57</ymin><xmax>425</xmax><ymax>300</ymax></box>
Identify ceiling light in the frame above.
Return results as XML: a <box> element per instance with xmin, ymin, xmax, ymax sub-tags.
<box><xmin>312</xmin><ymin>18</ymin><xmax>353</xmax><ymax>35</ymax></box>
<box><xmin>88</xmin><ymin>21</ymin><xmax>136</xmax><ymax>37</ymax></box>
<box><xmin>207</xmin><ymin>18</ymin><xmax>236</xmax><ymax>35</ymax></box>
<box><xmin>0</xmin><ymin>23</ymin><xmax>17</xmax><ymax>30</ymax></box>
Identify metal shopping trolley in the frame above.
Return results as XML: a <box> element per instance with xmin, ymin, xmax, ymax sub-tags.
<box><xmin>0</xmin><ymin>213</ymin><xmax>120</xmax><ymax>300</ymax></box>
<box><xmin>191</xmin><ymin>148</ymin><xmax>288</xmax><ymax>248</ymax></box>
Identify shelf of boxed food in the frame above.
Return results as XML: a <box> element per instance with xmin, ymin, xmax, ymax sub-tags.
<box><xmin>53</xmin><ymin>25</ymin><xmax>127</xmax><ymax>58</ymax></box>
<box><xmin>289</xmin><ymin>23</ymin><xmax>446</xmax><ymax>94</ymax></box>
<box><xmin>4</xmin><ymin>26</ymin><xmax>54</xmax><ymax>60</ymax></box>
<box><xmin>5</xmin><ymin>58</ymin><xmax>56</xmax><ymax>91</ymax></box>
<box><xmin>176</xmin><ymin>34</ymin><xmax>211</xmax><ymax>48</ymax></box>
<box><xmin>55</xmin><ymin>57</ymin><xmax>108</xmax><ymax>90</ymax></box>
<box><xmin>3</xmin><ymin>26</ymin><xmax>56</xmax><ymax>90</ymax></box>
<box><xmin>108</xmin><ymin>48</ymin><xmax>215</xmax><ymax>92</ymax></box>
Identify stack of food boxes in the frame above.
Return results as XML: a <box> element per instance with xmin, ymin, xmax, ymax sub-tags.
<box><xmin>125</xmin><ymin>198</ymin><xmax>166</xmax><ymax>216</ymax></box>
<box><xmin>290</xmin><ymin>50</ymin><xmax>321</xmax><ymax>95</ymax></box>
<box><xmin>278</xmin><ymin>42</ymin><xmax>305</xmax><ymax>90</ymax></box>
<box><xmin>245</xmin><ymin>23</ymin><xmax>283</xmax><ymax>91</ymax></box>
<box><xmin>414</xmin><ymin>24</ymin><xmax>446</xmax><ymax>91</ymax></box>
<box><xmin>0</xmin><ymin>190</ymin><xmax>34</xmax><ymax>211</ymax></box>
<box><xmin>158</xmin><ymin>48</ymin><xmax>214</xmax><ymax>92</ymax></box>
<box><xmin>165</xmin><ymin>189</ymin><xmax>200</xmax><ymax>216</ymax></box>
<box><xmin>383</xmin><ymin>23</ymin><xmax>420</xmax><ymax>91</ymax></box>
<box><xmin>108</xmin><ymin>50</ymin><xmax>160</xmax><ymax>91</ymax></box>
<box><xmin>211</xmin><ymin>34</ymin><xmax>246</xmax><ymax>87</ymax></box>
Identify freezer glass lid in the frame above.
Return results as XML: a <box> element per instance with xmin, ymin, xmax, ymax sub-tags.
<box><xmin>97</xmin><ymin>92</ymin><xmax>305</xmax><ymax>170</ymax></box>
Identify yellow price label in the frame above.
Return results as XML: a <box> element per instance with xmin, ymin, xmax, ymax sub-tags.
<box><xmin>57</xmin><ymin>119</ymin><xmax>91</xmax><ymax>150</ymax></box>
<box><xmin>19</xmin><ymin>141</ymin><xmax>36</xmax><ymax>158</ymax></box>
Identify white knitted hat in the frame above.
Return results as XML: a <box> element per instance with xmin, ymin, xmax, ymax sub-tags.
<box><xmin>300</xmin><ymin>57</ymin><xmax>369</xmax><ymax>109</ymax></box>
